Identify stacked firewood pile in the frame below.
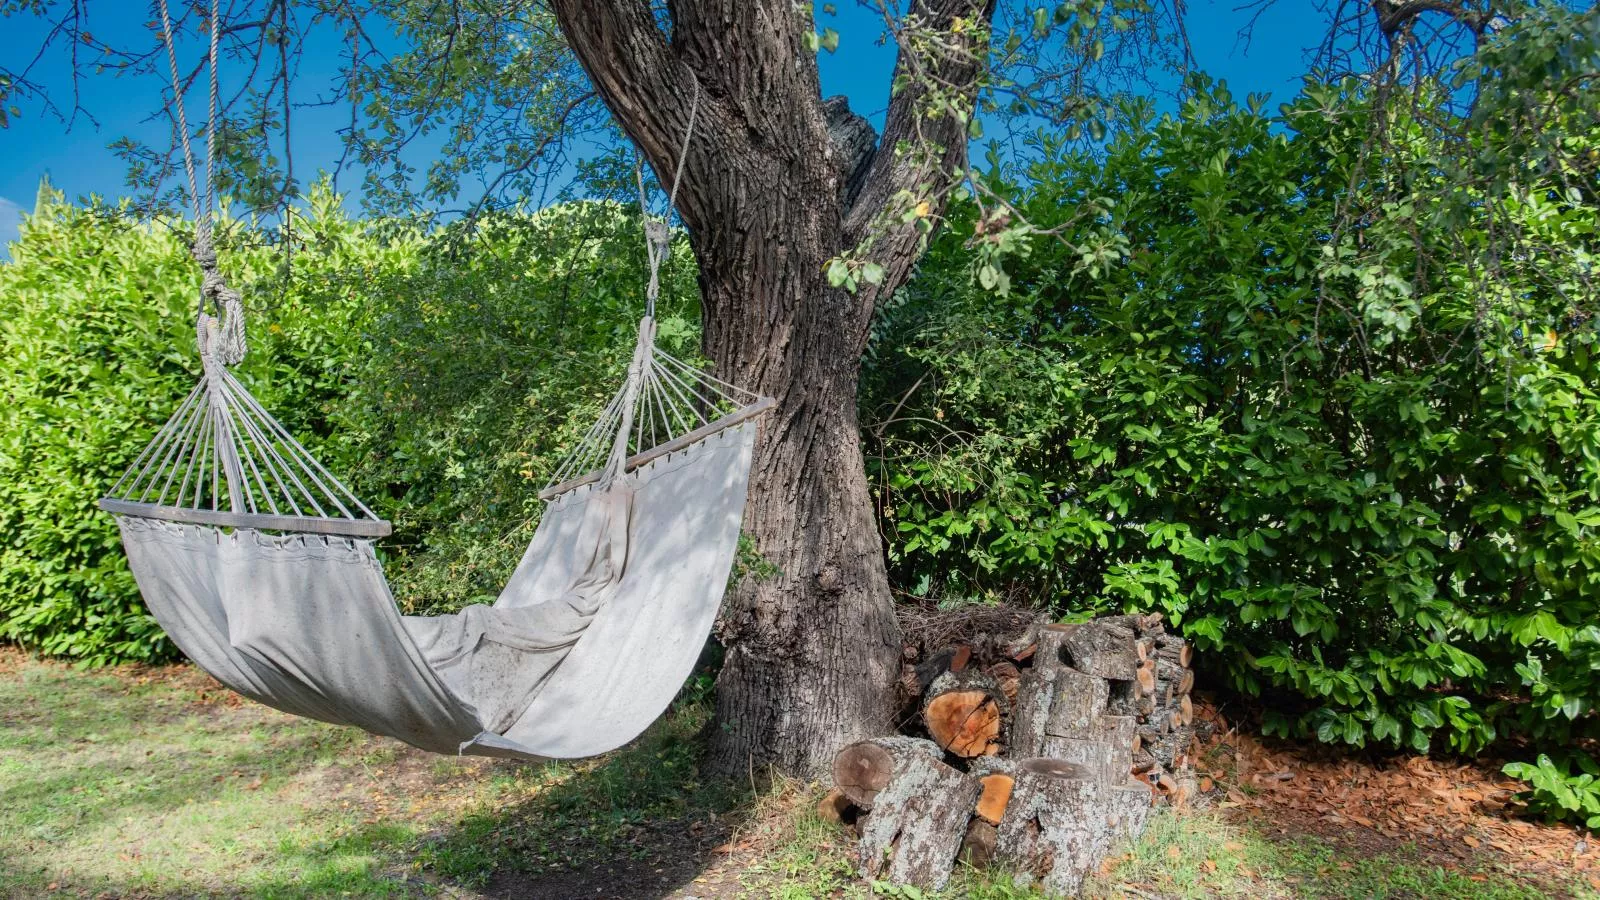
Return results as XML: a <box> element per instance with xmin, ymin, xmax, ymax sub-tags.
<box><xmin>823</xmin><ymin>614</ymin><xmax>1196</xmax><ymax>895</ymax></box>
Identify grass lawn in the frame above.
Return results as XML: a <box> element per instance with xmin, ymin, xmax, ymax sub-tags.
<box><xmin>2</xmin><ymin>649</ymin><xmax>1594</xmax><ymax>899</ymax></box>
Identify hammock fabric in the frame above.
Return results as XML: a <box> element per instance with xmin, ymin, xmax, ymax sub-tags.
<box><xmin>105</xmin><ymin>8</ymin><xmax>764</xmax><ymax>760</ymax></box>
<box><xmin>112</xmin><ymin>410</ymin><xmax>758</xmax><ymax>760</ymax></box>
<box><xmin>105</xmin><ymin>310</ymin><xmax>767</xmax><ymax>761</ymax></box>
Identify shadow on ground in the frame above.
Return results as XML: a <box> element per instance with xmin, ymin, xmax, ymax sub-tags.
<box><xmin>412</xmin><ymin>704</ymin><xmax>747</xmax><ymax>900</ymax></box>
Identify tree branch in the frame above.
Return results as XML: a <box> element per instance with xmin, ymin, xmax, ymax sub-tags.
<box><xmin>545</xmin><ymin>0</ymin><xmax>704</xmax><ymax>224</ymax></box>
<box><xmin>844</xmin><ymin>0</ymin><xmax>999</xmax><ymax>289</ymax></box>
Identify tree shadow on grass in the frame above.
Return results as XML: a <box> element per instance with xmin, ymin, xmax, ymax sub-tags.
<box><xmin>417</xmin><ymin>704</ymin><xmax>750</xmax><ymax>900</ymax></box>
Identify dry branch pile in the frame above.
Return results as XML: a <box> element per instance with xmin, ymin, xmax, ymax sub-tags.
<box><xmin>830</xmin><ymin>613</ymin><xmax>1197</xmax><ymax>894</ymax></box>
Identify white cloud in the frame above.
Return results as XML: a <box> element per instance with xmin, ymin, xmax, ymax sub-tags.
<box><xmin>0</xmin><ymin>196</ymin><xmax>23</xmax><ymax>262</ymax></box>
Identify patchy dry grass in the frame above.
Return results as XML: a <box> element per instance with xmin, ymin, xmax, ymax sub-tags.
<box><xmin>3</xmin><ymin>649</ymin><xmax>1596</xmax><ymax>899</ymax></box>
<box><xmin>0</xmin><ymin>650</ymin><xmax>449</xmax><ymax>896</ymax></box>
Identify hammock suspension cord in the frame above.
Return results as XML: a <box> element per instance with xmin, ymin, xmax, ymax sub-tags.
<box><xmin>157</xmin><ymin>0</ymin><xmax>245</xmax><ymax>370</ymax></box>
<box><xmin>541</xmin><ymin>75</ymin><xmax>771</xmax><ymax>499</ymax></box>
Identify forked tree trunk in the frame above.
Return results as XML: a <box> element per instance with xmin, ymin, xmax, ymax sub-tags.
<box><xmin>549</xmin><ymin>0</ymin><xmax>994</xmax><ymax>776</ymax></box>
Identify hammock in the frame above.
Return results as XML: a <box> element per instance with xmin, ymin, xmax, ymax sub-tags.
<box><xmin>102</xmin><ymin>3</ymin><xmax>767</xmax><ymax>761</ymax></box>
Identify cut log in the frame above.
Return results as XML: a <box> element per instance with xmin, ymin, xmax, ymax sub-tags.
<box><xmin>817</xmin><ymin>788</ymin><xmax>858</xmax><ymax>827</ymax></box>
<box><xmin>1042</xmin><ymin>736</ymin><xmax>1116</xmax><ymax>785</ymax></box>
<box><xmin>1155</xmin><ymin>633</ymin><xmax>1192</xmax><ymax>668</ymax></box>
<box><xmin>985</xmin><ymin>661</ymin><xmax>1021</xmax><ymax>705</ymax></box>
<box><xmin>851</xmin><ymin>737</ymin><xmax>982</xmax><ymax>891</ymax></box>
<box><xmin>912</xmin><ymin>647</ymin><xmax>958</xmax><ymax>696</ymax></box>
<box><xmin>1053</xmin><ymin>619</ymin><xmax>1140</xmax><ymax>681</ymax></box>
<box><xmin>1135</xmin><ymin>658</ymin><xmax>1157</xmax><ymax>694</ymax></box>
<box><xmin>1006</xmin><ymin>661</ymin><xmax>1059</xmax><ymax>758</ymax></box>
<box><xmin>834</xmin><ymin>735</ymin><xmax>940</xmax><ymax>810</ymax></box>
<box><xmin>1135</xmin><ymin>636</ymin><xmax>1155</xmax><ymax>663</ymax></box>
<box><xmin>1106</xmin><ymin>677</ymin><xmax>1142</xmax><ymax>717</ymax></box>
<box><xmin>1135</xmin><ymin>724</ymin><xmax>1191</xmax><ymax>771</ymax></box>
<box><xmin>1176</xmin><ymin>666</ymin><xmax>1196</xmax><ymax>697</ymax></box>
<box><xmin>1179</xmin><ymin>693</ymin><xmax>1194</xmax><ymax>726</ymax></box>
<box><xmin>950</xmin><ymin>644</ymin><xmax>972</xmax><ymax>673</ymax></box>
<box><xmin>1043</xmin><ymin>714</ymin><xmax>1137</xmax><ymax>786</ymax></box>
<box><xmin>974</xmin><ymin>773</ymin><xmax>1015</xmax><ymax>825</ymax></box>
<box><xmin>1045</xmin><ymin>666</ymin><xmax>1109</xmax><ymax>739</ymax></box>
<box><xmin>922</xmin><ymin>670</ymin><xmax>1006</xmax><ymax>757</ymax></box>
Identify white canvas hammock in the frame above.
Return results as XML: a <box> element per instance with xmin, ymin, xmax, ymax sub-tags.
<box><xmin>102</xmin><ymin>4</ymin><xmax>767</xmax><ymax>761</ymax></box>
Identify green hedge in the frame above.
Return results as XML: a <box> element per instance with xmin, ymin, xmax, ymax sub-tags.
<box><xmin>867</xmin><ymin>74</ymin><xmax>1599</xmax><ymax>769</ymax></box>
<box><xmin>0</xmin><ymin>187</ymin><xmax>697</xmax><ymax>663</ymax></box>
<box><xmin>0</xmin><ymin>185</ymin><xmax>413</xmax><ymax>663</ymax></box>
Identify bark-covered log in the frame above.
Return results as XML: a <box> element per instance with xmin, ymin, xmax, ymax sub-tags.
<box><xmin>985</xmin><ymin>661</ymin><xmax>1021</xmax><ymax>705</ymax></box>
<box><xmin>974</xmin><ymin>773</ymin><xmax>1015</xmax><ymax>825</ymax></box>
<box><xmin>1055</xmin><ymin>619</ymin><xmax>1140</xmax><ymax>681</ymax></box>
<box><xmin>959</xmin><ymin>818</ymin><xmax>998</xmax><ymax>868</ymax></box>
<box><xmin>1044</xmin><ymin>666</ymin><xmax>1109</xmax><ymax>739</ymax></box>
<box><xmin>1155</xmin><ymin>633</ymin><xmax>1192</xmax><ymax>669</ymax></box>
<box><xmin>851</xmin><ymin>737</ymin><xmax>982</xmax><ymax>890</ymax></box>
<box><xmin>1135</xmin><ymin>723</ymin><xmax>1192</xmax><ymax>772</ymax></box>
<box><xmin>993</xmin><ymin>759</ymin><xmax>1141</xmax><ymax>896</ymax></box>
<box><xmin>1006</xmin><ymin>660</ymin><xmax>1059</xmax><ymax>759</ymax></box>
<box><xmin>1043</xmin><ymin>714</ymin><xmax>1138</xmax><ymax>786</ymax></box>
<box><xmin>922</xmin><ymin>670</ymin><xmax>1006</xmax><ymax>757</ymax></box>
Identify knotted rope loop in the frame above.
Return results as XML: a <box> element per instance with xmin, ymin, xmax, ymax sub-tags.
<box><xmin>158</xmin><ymin>0</ymin><xmax>246</xmax><ymax>368</ymax></box>
<box><xmin>634</xmin><ymin>76</ymin><xmax>701</xmax><ymax>320</ymax></box>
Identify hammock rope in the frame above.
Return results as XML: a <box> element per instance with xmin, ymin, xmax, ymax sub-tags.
<box><xmin>157</xmin><ymin>0</ymin><xmax>245</xmax><ymax>368</ymax></box>
<box><xmin>539</xmin><ymin>75</ymin><xmax>771</xmax><ymax>500</ymax></box>
<box><xmin>636</xmin><ymin>77</ymin><xmax>700</xmax><ymax>320</ymax></box>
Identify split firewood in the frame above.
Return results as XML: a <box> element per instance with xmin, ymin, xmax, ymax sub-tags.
<box><xmin>1136</xmin><ymin>635</ymin><xmax>1157</xmax><ymax>662</ymax></box>
<box><xmin>974</xmin><ymin>773</ymin><xmax>1015</xmax><ymax>825</ymax></box>
<box><xmin>847</xmin><ymin>737</ymin><xmax>982</xmax><ymax>891</ymax></box>
<box><xmin>1135</xmin><ymin>724</ymin><xmax>1192</xmax><ymax>772</ymax></box>
<box><xmin>1155</xmin><ymin>632</ymin><xmax>1192</xmax><ymax>668</ymax></box>
<box><xmin>923</xmin><ymin>670</ymin><xmax>1007</xmax><ymax>757</ymax></box>
<box><xmin>1135</xmin><ymin>658</ymin><xmax>1157</xmax><ymax>695</ymax></box>
<box><xmin>1106</xmin><ymin>677</ymin><xmax>1143</xmax><ymax>717</ymax></box>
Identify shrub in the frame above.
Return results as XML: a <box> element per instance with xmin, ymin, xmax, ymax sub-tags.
<box><xmin>0</xmin><ymin>187</ymin><xmax>696</xmax><ymax>661</ymax></box>
<box><xmin>868</xmin><ymin>71</ymin><xmax>1599</xmax><ymax>763</ymax></box>
<box><xmin>332</xmin><ymin>201</ymin><xmax>703</xmax><ymax>612</ymax></box>
<box><xmin>0</xmin><ymin>184</ymin><xmax>413</xmax><ymax>663</ymax></box>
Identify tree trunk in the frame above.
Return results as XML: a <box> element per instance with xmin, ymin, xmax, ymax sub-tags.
<box><xmin>705</xmin><ymin>263</ymin><xmax>903</xmax><ymax>773</ymax></box>
<box><xmin>548</xmin><ymin>0</ymin><xmax>995</xmax><ymax>778</ymax></box>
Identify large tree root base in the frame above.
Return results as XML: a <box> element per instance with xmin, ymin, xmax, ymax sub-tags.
<box><xmin>833</xmin><ymin>613</ymin><xmax>1196</xmax><ymax>893</ymax></box>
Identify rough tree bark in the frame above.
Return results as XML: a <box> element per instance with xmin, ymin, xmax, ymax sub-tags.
<box><xmin>547</xmin><ymin>0</ymin><xmax>998</xmax><ymax>776</ymax></box>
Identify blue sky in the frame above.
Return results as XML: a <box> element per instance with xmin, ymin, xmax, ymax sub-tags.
<box><xmin>0</xmin><ymin>1</ymin><xmax>1314</xmax><ymax>255</ymax></box>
